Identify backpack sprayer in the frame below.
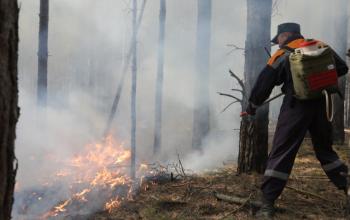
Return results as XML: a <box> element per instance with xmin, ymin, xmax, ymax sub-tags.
<box><xmin>253</xmin><ymin>41</ymin><xmax>338</xmax><ymax>121</ymax></box>
<box><xmin>288</xmin><ymin>40</ymin><xmax>339</xmax><ymax>122</ymax></box>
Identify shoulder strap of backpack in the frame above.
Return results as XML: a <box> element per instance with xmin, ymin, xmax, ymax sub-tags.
<box><xmin>281</xmin><ymin>46</ymin><xmax>295</xmax><ymax>53</ymax></box>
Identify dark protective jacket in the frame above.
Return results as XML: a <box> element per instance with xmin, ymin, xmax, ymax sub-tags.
<box><xmin>250</xmin><ymin>35</ymin><xmax>349</xmax><ymax>202</ymax></box>
<box><xmin>248</xmin><ymin>35</ymin><xmax>349</xmax><ymax>106</ymax></box>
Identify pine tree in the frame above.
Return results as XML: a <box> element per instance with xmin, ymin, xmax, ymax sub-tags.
<box><xmin>237</xmin><ymin>0</ymin><xmax>272</xmax><ymax>174</ymax></box>
<box><xmin>153</xmin><ymin>0</ymin><xmax>166</xmax><ymax>154</ymax></box>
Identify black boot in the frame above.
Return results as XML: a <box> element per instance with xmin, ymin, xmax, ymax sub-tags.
<box><xmin>255</xmin><ymin>197</ymin><xmax>275</xmax><ymax>219</ymax></box>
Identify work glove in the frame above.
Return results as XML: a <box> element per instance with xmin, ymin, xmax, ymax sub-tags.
<box><xmin>240</xmin><ymin>103</ymin><xmax>256</xmax><ymax>117</ymax></box>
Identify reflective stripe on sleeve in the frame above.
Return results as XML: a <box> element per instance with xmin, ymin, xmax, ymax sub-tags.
<box><xmin>264</xmin><ymin>169</ymin><xmax>289</xmax><ymax>180</ymax></box>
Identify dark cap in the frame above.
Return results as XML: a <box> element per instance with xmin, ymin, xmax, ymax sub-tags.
<box><xmin>271</xmin><ymin>22</ymin><xmax>301</xmax><ymax>44</ymax></box>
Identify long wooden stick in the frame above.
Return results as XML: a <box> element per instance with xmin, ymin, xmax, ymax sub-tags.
<box><xmin>214</xmin><ymin>192</ymin><xmax>262</xmax><ymax>207</ymax></box>
<box><xmin>214</xmin><ymin>192</ymin><xmax>288</xmax><ymax>213</ymax></box>
<box><xmin>285</xmin><ymin>186</ymin><xmax>332</xmax><ymax>203</ymax></box>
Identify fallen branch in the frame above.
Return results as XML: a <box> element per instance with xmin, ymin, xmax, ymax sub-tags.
<box><xmin>285</xmin><ymin>186</ymin><xmax>333</xmax><ymax>203</ymax></box>
<box><xmin>219</xmin><ymin>193</ymin><xmax>252</xmax><ymax>219</ymax></box>
<box><xmin>214</xmin><ymin>192</ymin><xmax>261</xmax><ymax>207</ymax></box>
<box><xmin>214</xmin><ymin>192</ymin><xmax>288</xmax><ymax>213</ymax></box>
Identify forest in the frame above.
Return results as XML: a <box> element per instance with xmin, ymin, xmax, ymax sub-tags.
<box><xmin>1</xmin><ymin>0</ymin><xmax>350</xmax><ymax>219</ymax></box>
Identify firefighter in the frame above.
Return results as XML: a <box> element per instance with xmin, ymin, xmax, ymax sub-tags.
<box><xmin>242</xmin><ymin>22</ymin><xmax>349</xmax><ymax>218</ymax></box>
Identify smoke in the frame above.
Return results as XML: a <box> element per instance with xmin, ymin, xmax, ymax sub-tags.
<box><xmin>14</xmin><ymin>0</ymin><xmax>348</xmax><ymax>218</ymax></box>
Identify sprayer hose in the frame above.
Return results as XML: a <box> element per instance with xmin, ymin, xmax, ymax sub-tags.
<box><xmin>322</xmin><ymin>90</ymin><xmax>334</xmax><ymax>122</ymax></box>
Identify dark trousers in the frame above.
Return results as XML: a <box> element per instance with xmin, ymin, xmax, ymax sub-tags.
<box><xmin>262</xmin><ymin>96</ymin><xmax>348</xmax><ymax>202</ymax></box>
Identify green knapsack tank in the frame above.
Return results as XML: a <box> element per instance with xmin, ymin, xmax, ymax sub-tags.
<box><xmin>288</xmin><ymin>47</ymin><xmax>338</xmax><ymax>100</ymax></box>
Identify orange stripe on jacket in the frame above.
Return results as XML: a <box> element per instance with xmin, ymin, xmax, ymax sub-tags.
<box><xmin>267</xmin><ymin>39</ymin><xmax>324</xmax><ymax>67</ymax></box>
<box><xmin>267</xmin><ymin>49</ymin><xmax>285</xmax><ymax>66</ymax></box>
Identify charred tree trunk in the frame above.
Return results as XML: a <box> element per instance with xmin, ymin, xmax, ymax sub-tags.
<box><xmin>130</xmin><ymin>0</ymin><xmax>138</xmax><ymax>180</ymax></box>
<box><xmin>331</xmin><ymin>0</ymin><xmax>348</xmax><ymax>143</ymax></box>
<box><xmin>37</xmin><ymin>0</ymin><xmax>49</xmax><ymax>106</ymax></box>
<box><xmin>192</xmin><ymin>0</ymin><xmax>211</xmax><ymax>150</ymax></box>
<box><xmin>153</xmin><ymin>0</ymin><xmax>166</xmax><ymax>154</ymax></box>
<box><xmin>237</xmin><ymin>0</ymin><xmax>272</xmax><ymax>174</ymax></box>
<box><xmin>0</xmin><ymin>0</ymin><xmax>20</xmax><ymax>219</ymax></box>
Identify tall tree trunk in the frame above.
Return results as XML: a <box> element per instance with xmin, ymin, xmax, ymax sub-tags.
<box><xmin>237</xmin><ymin>0</ymin><xmax>272</xmax><ymax>174</ymax></box>
<box><xmin>192</xmin><ymin>0</ymin><xmax>211</xmax><ymax>150</ymax></box>
<box><xmin>37</xmin><ymin>0</ymin><xmax>49</xmax><ymax>106</ymax></box>
<box><xmin>0</xmin><ymin>0</ymin><xmax>20</xmax><ymax>219</ymax></box>
<box><xmin>130</xmin><ymin>0</ymin><xmax>138</xmax><ymax>180</ymax></box>
<box><xmin>103</xmin><ymin>0</ymin><xmax>147</xmax><ymax>137</ymax></box>
<box><xmin>331</xmin><ymin>0</ymin><xmax>348</xmax><ymax>143</ymax></box>
<box><xmin>153</xmin><ymin>0</ymin><xmax>166</xmax><ymax>154</ymax></box>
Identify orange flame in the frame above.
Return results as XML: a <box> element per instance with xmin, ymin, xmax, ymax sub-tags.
<box><xmin>40</xmin><ymin>135</ymin><xmax>147</xmax><ymax>218</ymax></box>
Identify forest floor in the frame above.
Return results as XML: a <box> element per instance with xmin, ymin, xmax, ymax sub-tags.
<box><xmin>91</xmin><ymin>139</ymin><xmax>349</xmax><ymax>220</ymax></box>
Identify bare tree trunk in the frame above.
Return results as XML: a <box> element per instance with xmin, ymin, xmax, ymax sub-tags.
<box><xmin>237</xmin><ymin>0</ymin><xmax>272</xmax><ymax>174</ymax></box>
<box><xmin>192</xmin><ymin>0</ymin><xmax>211</xmax><ymax>150</ymax></box>
<box><xmin>331</xmin><ymin>0</ymin><xmax>348</xmax><ymax>143</ymax></box>
<box><xmin>103</xmin><ymin>0</ymin><xmax>147</xmax><ymax>138</ymax></box>
<box><xmin>0</xmin><ymin>0</ymin><xmax>20</xmax><ymax>219</ymax></box>
<box><xmin>130</xmin><ymin>0</ymin><xmax>138</xmax><ymax>180</ymax></box>
<box><xmin>37</xmin><ymin>0</ymin><xmax>49</xmax><ymax>106</ymax></box>
<box><xmin>153</xmin><ymin>0</ymin><xmax>166</xmax><ymax>154</ymax></box>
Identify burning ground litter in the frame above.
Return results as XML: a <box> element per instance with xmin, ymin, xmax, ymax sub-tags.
<box><xmin>13</xmin><ymin>135</ymin><xmax>169</xmax><ymax>219</ymax></box>
<box><xmin>13</xmin><ymin>137</ymin><xmax>350</xmax><ymax>219</ymax></box>
<box><xmin>91</xmin><ymin>139</ymin><xmax>348</xmax><ymax>220</ymax></box>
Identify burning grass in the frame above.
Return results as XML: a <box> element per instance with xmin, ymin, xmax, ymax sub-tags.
<box><xmin>13</xmin><ymin>137</ymin><xmax>350</xmax><ymax>219</ymax></box>
<box><xmin>91</xmin><ymin>140</ymin><xmax>349</xmax><ymax>220</ymax></box>
<box><xmin>13</xmin><ymin>135</ymin><xmax>155</xmax><ymax>219</ymax></box>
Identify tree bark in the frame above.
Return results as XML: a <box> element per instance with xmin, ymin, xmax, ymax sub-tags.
<box><xmin>153</xmin><ymin>0</ymin><xmax>166</xmax><ymax>154</ymax></box>
<box><xmin>192</xmin><ymin>0</ymin><xmax>211</xmax><ymax>150</ymax></box>
<box><xmin>0</xmin><ymin>0</ymin><xmax>20</xmax><ymax>219</ymax></box>
<box><xmin>130</xmin><ymin>0</ymin><xmax>138</xmax><ymax>180</ymax></box>
<box><xmin>237</xmin><ymin>0</ymin><xmax>272</xmax><ymax>174</ymax></box>
<box><xmin>331</xmin><ymin>0</ymin><xmax>348</xmax><ymax>143</ymax></box>
<box><xmin>37</xmin><ymin>0</ymin><xmax>49</xmax><ymax>106</ymax></box>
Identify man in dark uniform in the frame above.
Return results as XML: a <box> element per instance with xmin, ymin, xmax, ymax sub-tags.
<box><xmin>242</xmin><ymin>22</ymin><xmax>349</xmax><ymax>218</ymax></box>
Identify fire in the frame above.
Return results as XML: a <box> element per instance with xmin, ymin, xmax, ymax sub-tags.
<box><xmin>16</xmin><ymin>135</ymin><xmax>150</xmax><ymax>219</ymax></box>
<box><xmin>104</xmin><ymin>197</ymin><xmax>121</xmax><ymax>213</ymax></box>
<box><xmin>54</xmin><ymin>199</ymin><xmax>70</xmax><ymax>213</ymax></box>
<box><xmin>74</xmin><ymin>188</ymin><xmax>91</xmax><ymax>201</ymax></box>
